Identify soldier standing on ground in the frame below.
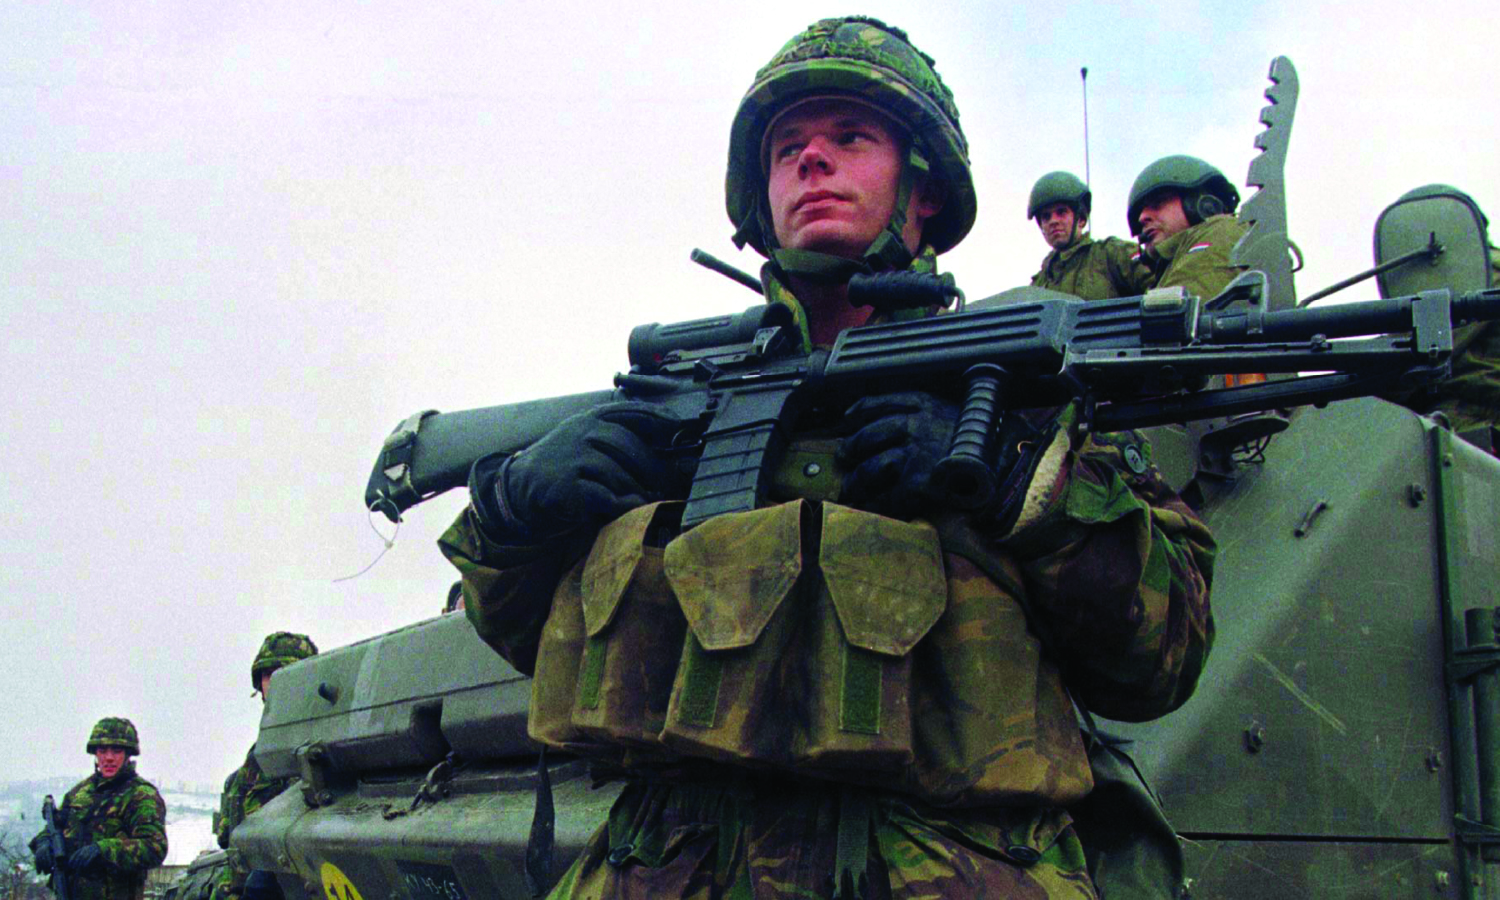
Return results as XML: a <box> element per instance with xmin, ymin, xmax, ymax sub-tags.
<box><xmin>211</xmin><ymin>632</ymin><xmax>317</xmax><ymax>900</ymax></box>
<box><xmin>1028</xmin><ymin>171</ymin><xmax>1149</xmax><ymax>299</ymax></box>
<box><xmin>442</xmin><ymin>16</ymin><xmax>1215</xmax><ymax>899</ymax></box>
<box><xmin>29</xmin><ymin>717</ymin><xmax>167</xmax><ymax>900</ymax></box>
<box><xmin>1129</xmin><ymin>155</ymin><xmax>1247</xmax><ymax>301</ymax></box>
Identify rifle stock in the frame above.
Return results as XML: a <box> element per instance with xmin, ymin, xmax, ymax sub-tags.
<box><xmin>365</xmin><ymin>282</ymin><xmax>1500</xmax><ymax>524</ymax></box>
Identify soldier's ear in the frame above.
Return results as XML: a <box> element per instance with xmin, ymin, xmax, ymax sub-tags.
<box><xmin>912</xmin><ymin>175</ymin><xmax>945</xmax><ymax>228</ymax></box>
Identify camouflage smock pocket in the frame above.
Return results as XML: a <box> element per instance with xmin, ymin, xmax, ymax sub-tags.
<box><xmin>798</xmin><ymin>503</ymin><xmax>946</xmax><ymax>773</ymax></box>
<box><xmin>906</xmin><ymin>551</ymin><xmax>1093</xmax><ymax>807</ymax></box>
<box><xmin>569</xmin><ymin>502</ymin><xmax>689</xmax><ymax>751</ymax></box>
<box><xmin>659</xmin><ymin>500</ymin><xmax>806</xmax><ymax>765</ymax></box>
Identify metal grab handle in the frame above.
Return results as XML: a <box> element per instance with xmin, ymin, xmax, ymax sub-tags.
<box><xmin>930</xmin><ymin>364</ymin><xmax>1006</xmax><ymax>509</ymax></box>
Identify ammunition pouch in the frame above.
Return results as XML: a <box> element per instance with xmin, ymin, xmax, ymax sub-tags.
<box><xmin>526</xmin><ymin>500</ymin><xmax>1093</xmax><ymax>807</ymax></box>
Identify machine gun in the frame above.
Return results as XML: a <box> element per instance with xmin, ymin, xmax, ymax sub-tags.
<box><xmin>366</xmin><ymin>275</ymin><xmax>1500</xmax><ymax>529</ymax></box>
<box><xmin>41</xmin><ymin>795</ymin><xmax>71</xmax><ymax>900</ymax></box>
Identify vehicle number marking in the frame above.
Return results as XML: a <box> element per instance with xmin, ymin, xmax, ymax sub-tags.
<box><xmin>395</xmin><ymin>861</ymin><xmax>468</xmax><ymax>900</ymax></box>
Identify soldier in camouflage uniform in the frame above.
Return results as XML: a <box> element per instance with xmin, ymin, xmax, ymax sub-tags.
<box><xmin>1028</xmin><ymin>171</ymin><xmax>1150</xmax><ymax>300</ymax></box>
<box><xmin>441</xmin><ymin>16</ymin><xmax>1215</xmax><ymax>899</ymax></box>
<box><xmin>1381</xmin><ymin>184</ymin><xmax>1500</xmax><ymax>438</ymax></box>
<box><xmin>29</xmin><ymin>717</ymin><xmax>167</xmax><ymax>900</ymax></box>
<box><xmin>1129</xmin><ymin>155</ymin><xmax>1248</xmax><ymax>301</ymax></box>
<box><xmin>211</xmin><ymin>632</ymin><xmax>318</xmax><ymax>900</ymax></box>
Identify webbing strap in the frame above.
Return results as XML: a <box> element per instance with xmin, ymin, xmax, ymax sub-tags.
<box><xmin>576</xmin><ymin>635</ymin><xmax>607</xmax><ymax>710</ymax></box>
<box><xmin>832</xmin><ymin>785</ymin><xmax>872</xmax><ymax>900</ymax></box>
<box><xmin>840</xmin><ymin>645</ymin><xmax>882</xmax><ymax>735</ymax></box>
<box><xmin>676</xmin><ymin>633</ymin><xmax>724</xmax><ymax>728</ymax></box>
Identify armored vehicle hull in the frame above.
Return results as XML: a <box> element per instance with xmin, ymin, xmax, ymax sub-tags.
<box><xmin>231</xmin><ymin>396</ymin><xmax>1500</xmax><ymax>900</ymax></box>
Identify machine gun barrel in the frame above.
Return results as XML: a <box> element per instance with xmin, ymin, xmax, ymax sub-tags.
<box><xmin>366</xmin><ymin>285</ymin><xmax>1500</xmax><ymax>522</ymax></box>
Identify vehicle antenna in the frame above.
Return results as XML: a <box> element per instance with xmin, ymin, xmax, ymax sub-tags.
<box><xmin>1080</xmin><ymin>66</ymin><xmax>1091</xmax><ymax>187</ymax></box>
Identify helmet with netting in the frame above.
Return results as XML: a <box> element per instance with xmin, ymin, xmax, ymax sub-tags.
<box><xmin>251</xmin><ymin>631</ymin><xmax>318</xmax><ymax>688</ymax></box>
<box><xmin>1028</xmin><ymin>171</ymin><xmax>1091</xmax><ymax>221</ymax></box>
<box><xmin>86</xmin><ymin>716</ymin><xmax>140</xmax><ymax>754</ymax></box>
<box><xmin>726</xmin><ymin>16</ymin><xmax>975</xmax><ymax>263</ymax></box>
<box><xmin>1127</xmin><ymin>155</ymin><xmax>1240</xmax><ymax>236</ymax></box>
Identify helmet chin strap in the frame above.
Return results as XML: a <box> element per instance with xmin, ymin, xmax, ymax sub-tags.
<box><xmin>761</xmin><ymin>144</ymin><xmax>932</xmax><ymax>283</ymax></box>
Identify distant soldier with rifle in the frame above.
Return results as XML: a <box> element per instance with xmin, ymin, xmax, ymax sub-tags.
<box><xmin>1130</xmin><ymin>154</ymin><xmax>1248</xmax><ymax>301</ymax></box>
<box><xmin>1028</xmin><ymin>170</ymin><xmax>1150</xmax><ymax>299</ymax></box>
<box><xmin>29</xmin><ymin>717</ymin><xmax>167</xmax><ymax>900</ymax></box>
<box><xmin>211</xmin><ymin>632</ymin><xmax>317</xmax><ymax>900</ymax></box>
<box><xmin>439</xmin><ymin>15</ymin><xmax>1215</xmax><ymax>899</ymax></box>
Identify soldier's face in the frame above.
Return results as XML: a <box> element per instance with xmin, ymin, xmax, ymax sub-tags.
<box><xmin>1036</xmin><ymin>203</ymin><xmax>1080</xmax><ymax>250</ymax></box>
<box><xmin>94</xmin><ymin>747</ymin><xmax>127</xmax><ymax>778</ymax></box>
<box><xmin>1137</xmin><ymin>191</ymin><xmax>1191</xmax><ymax>249</ymax></box>
<box><xmin>766</xmin><ymin>98</ymin><xmax>940</xmax><ymax>259</ymax></box>
<box><xmin>259</xmin><ymin>671</ymin><xmax>273</xmax><ymax>702</ymax></box>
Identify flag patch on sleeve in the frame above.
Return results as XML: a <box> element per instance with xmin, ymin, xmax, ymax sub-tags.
<box><xmin>1188</xmin><ymin>242</ymin><xmax>1213</xmax><ymax>253</ymax></box>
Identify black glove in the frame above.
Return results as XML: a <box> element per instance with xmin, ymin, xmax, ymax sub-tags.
<box><xmin>243</xmin><ymin>870</ymin><xmax>285</xmax><ymax>900</ymax></box>
<box><xmin>67</xmin><ymin>842</ymin><xmax>103</xmax><ymax>874</ymax></box>
<box><xmin>836</xmin><ymin>391</ymin><xmax>959</xmax><ymax>519</ymax></box>
<box><xmin>32</xmin><ymin>843</ymin><xmax>54</xmax><ymax>874</ymax></box>
<box><xmin>471</xmin><ymin>402</ymin><xmax>692</xmax><ymax>543</ymax></box>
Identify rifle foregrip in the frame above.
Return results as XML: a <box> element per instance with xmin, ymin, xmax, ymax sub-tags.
<box><xmin>931</xmin><ymin>364</ymin><xmax>1005</xmax><ymax>510</ymax></box>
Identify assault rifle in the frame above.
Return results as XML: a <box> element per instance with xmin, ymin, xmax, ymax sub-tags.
<box><xmin>366</xmin><ymin>274</ymin><xmax>1500</xmax><ymax>530</ymax></box>
<box><xmin>41</xmin><ymin>795</ymin><xmax>71</xmax><ymax>900</ymax></box>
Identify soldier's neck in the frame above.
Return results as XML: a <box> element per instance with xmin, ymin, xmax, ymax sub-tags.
<box><xmin>787</xmin><ymin>275</ymin><xmax>871</xmax><ymax>347</ymax></box>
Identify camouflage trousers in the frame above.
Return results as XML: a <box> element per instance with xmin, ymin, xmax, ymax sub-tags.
<box><xmin>547</xmin><ymin>776</ymin><xmax>1097</xmax><ymax>900</ymax></box>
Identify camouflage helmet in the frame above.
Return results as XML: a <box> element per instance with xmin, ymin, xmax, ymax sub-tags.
<box><xmin>1028</xmin><ymin>171</ymin><xmax>1091</xmax><ymax>221</ymax></box>
<box><xmin>1399</xmin><ymin>184</ymin><xmax>1489</xmax><ymax>229</ymax></box>
<box><xmin>726</xmin><ymin>16</ymin><xmax>975</xmax><ymax>260</ymax></box>
<box><xmin>1127</xmin><ymin>155</ymin><xmax>1241</xmax><ymax>236</ymax></box>
<box><xmin>251</xmin><ymin>631</ymin><xmax>318</xmax><ymax>689</ymax></box>
<box><xmin>86</xmin><ymin>716</ymin><xmax>139</xmax><ymax>755</ymax></box>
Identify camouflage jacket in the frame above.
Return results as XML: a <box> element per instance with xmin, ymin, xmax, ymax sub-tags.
<box><xmin>209</xmin><ymin>744</ymin><xmax>293</xmax><ymax>900</ymax></box>
<box><xmin>215</xmin><ymin>744</ymin><xmax>292</xmax><ymax>849</ymax></box>
<box><xmin>1407</xmin><ymin>252</ymin><xmax>1500</xmax><ymax>432</ymax></box>
<box><xmin>1139</xmin><ymin>214</ymin><xmax>1248</xmax><ymax>302</ymax></box>
<box><xmin>30</xmin><ymin>764</ymin><xmax>168</xmax><ymax>900</ymax></box>
<box><xmin>439</xmin><ymin>255</ymin><xmax>1215</xmax><ymax>897</ymax></box>
<box><xmin>1030</xmin><ymin>234</ymin><xmax>1152</xmax><ymax>300</ymax></box>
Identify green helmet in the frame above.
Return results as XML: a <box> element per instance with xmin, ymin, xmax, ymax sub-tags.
<box><xmin>726</xmin><ymin>16</ymin><xmax>975</xmax><ymax>265</ymax></box>
<box><xmin>1399</xmin><ymin>184</ymin><xmax>1489</xmax><ymax>229</ymax></box>
<box><xmin>86</xmin><ymin>716</ymin><xmax>139</xmax><ymax>755</ymax></box>
<box><xmin>1127</xmin><ymin>155</ymin><xmax>1241</xmax><ymax>237</ymax></box>
<box><xmin>1028</xmin><ymin>171</ymin><xmax>1091</xmax><ymax>221</ymax></box>
<box><xmin>251</xmin><ymin>631</ymin><xmax>318</xmax><ymax>688</ymax></box>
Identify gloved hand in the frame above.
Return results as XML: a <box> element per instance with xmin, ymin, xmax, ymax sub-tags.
<box><xmin>988</xmin><ymin>402</ymin><xmax>1079</xmax><ymax>537</ymax></box>
<box><xmin>471</xmin><ymin>402</ymin><xmax>693</xmax><ymax>543</ymax></box>
<box><xmin>67</xmin><ymin>842</ymin><xmax>103</xmax><ymax>874</ymax></box>
<box><xmin>32</xmin><ymin>843</ymin><xmax>54</xmax><ymax>874</ymax></box>
<box><xmin>836</xmin><ymin>391</ymin><xmax>959</xmax><ymax>520</ymax></box>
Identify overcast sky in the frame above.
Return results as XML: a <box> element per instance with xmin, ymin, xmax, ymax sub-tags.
<box><xmin>2</xmin><ymin>0</ymin><xmax>1494</xmax><ymax>809</ymax></box>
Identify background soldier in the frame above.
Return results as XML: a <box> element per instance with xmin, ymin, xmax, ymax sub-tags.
<box><xmin>212</xmin><ymin>632</ymin><xmax>318</xmax><ymax>900</ymax></box>
<box><xmin>29</xmin><ymin>717</ymin><xmax>167</xmax><ymax>900</ymax></box>
<box><xmin>442</xmin><ymin>16</ymin><xmax>1214</xmax><ymax>899</ymax></box>
<box><xmin>1028</xmin><ymin>170</ymin><xmax>1149</xmax><ymax>299</ymax></box>
<box><xmin>1128</xmin><ymin>154</ymin><xmax>1247</xmax><ymax>301</ymax></box>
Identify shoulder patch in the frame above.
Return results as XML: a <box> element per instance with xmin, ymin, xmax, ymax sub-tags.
<box><xmin>1187</xmin><ymin>242</ymin><xmax>1213</xmax><ymax>253</ymax></box>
